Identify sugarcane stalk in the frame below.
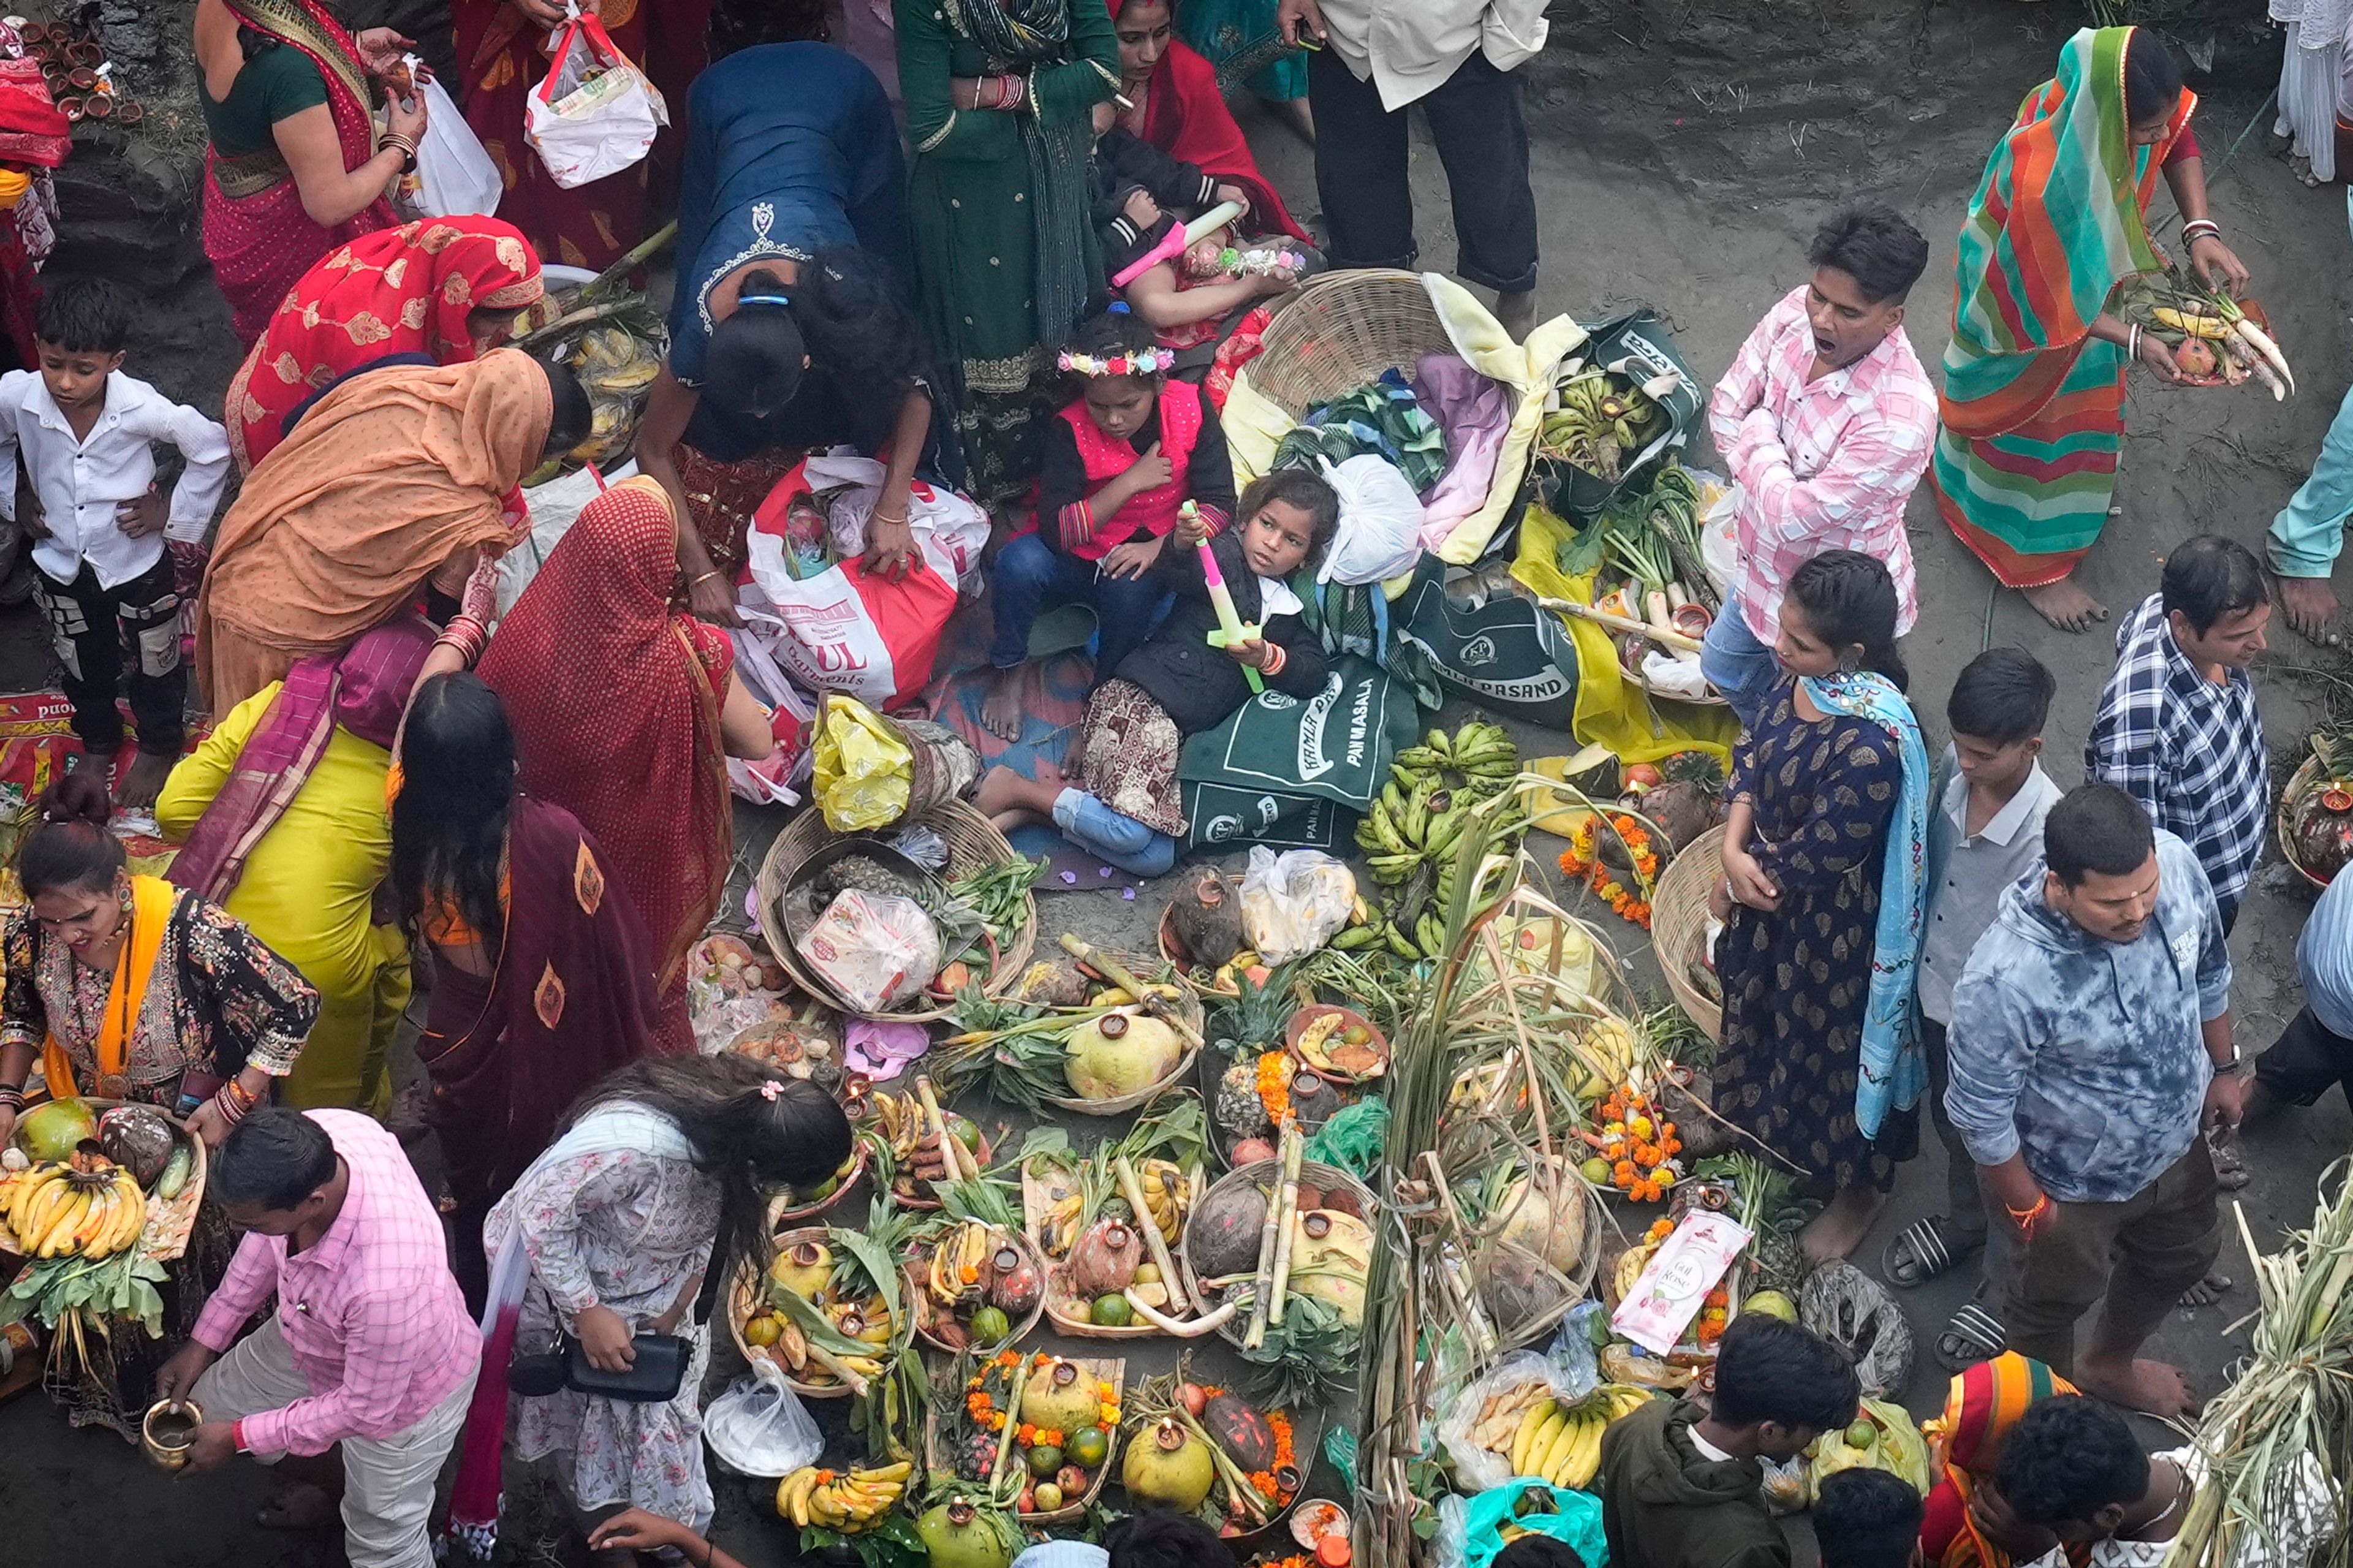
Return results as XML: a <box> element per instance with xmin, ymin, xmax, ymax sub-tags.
<box><xmin>578</xmin><ymin>219</ymin><xmax>678</xmax><ymax>301</ymax></box>
<box><xmin>800</xmin><ymin>1340</ymin><xmax>873</xmax><ymax>1396</ymax></box>
<box><xmin>1056</xmin><ymin>933</ymin><xmax>1203</xmax><ymax>1050</ymax></box>
<box><xmin>1113</xmin><ymin>1156</ymin><xmax>1191</xmax><ymax>1314</ymax></box>
<box><xmin>1239</xmin><ymin>1123</ymin><xmax>1291</xmax><ymax>1350</ymax></box>
<box><xmin>988</xmin><ymin>1361</ymin><xmax>1031</xmax><ymax>1500</ymax></box>
<box><xmin>1266</xmin><ymin>1124</ymin><xmax>1306</xmax><ymax>1329</ymax></box>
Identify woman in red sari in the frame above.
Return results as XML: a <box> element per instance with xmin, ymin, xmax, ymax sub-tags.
<box><xmin>454</xmin><ymin>0</ymin><xmax>711</xmax><ymax>271</ymax></box>
<box><xmin>1111</xmin><ymin>0</ymin><xmax>1306</xmax><ymax>243</ymax></box>
<box><xmin>393</xmin><ymin>670</ymin><xmax>669</xmax><ymax>1303</ymax></box>
<box><xmin>195</xmin><ymin>0</ymin><xmax>421</xmax><ymax>344</ymax></box>
<box><xmin>476</xmin><ymin>477</ymin><xmax>781</xmax><ymax>1054</ymax></box>
<box><xmin>224</xmin><ymin>215</ymin><xmax>545</xmax><ymax>474</ymax></box>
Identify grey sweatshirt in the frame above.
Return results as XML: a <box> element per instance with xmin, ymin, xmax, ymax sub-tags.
<box><xmin>1944</xmin><ymin>830</ymin><xmax>2229</xmax><ymax>1203</ymax></box>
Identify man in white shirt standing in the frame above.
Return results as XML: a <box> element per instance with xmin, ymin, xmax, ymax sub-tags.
<box><xmin>1702</xmin><ymin>205</ymin><xmax>1937</xmax><ymax>726</ymax></box>
<box><xmin>1275</xmin><ymin>0</ymin><xmax>1547</xmax><ymax>335</ymax></box>
<box><xmin>0</xmin><ymin>278</ymin><xmax>230</xmax><ymax>807</ymax></box>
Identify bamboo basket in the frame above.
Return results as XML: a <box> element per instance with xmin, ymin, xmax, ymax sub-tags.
<box><xmin>0</xmin><ymin>1100</ymin><xmax>207</xmax><ymax>1263</ymax></box>
<box><xmin>1021</xmin><ymin>1161</ymin><xmax>1214</xmax><ymax>1339</ymax></box>
<box><xmin>754</xmin><ymin>800</ymin><xmax>1034</xmax><ymax>1023</ymax></box>
<box><xmin>1178</xmin><ymin>1157</ymin><xmax>1380</xmax><ymax>1363</ymax></box>
<box><xmin>904</xmin><ymin>1227</ymin><xmax>1049</xmax><ymax>1355</ymax></box>
<box><xmin>924</xmin><ymin>1355</ymin><xmax>1124</xmax><ymax>1524</ymax></box>
<box><xmin>1648</xmin><ymin>823</ymin><xmax>1724</xmax><ymax>1043</ymax></box>
<box><xmin>1245</xmin><ymin>270</ymin><xmax>1453</xmax><ymax>419</ymax></box>
<box><xmin>769</xmin><ymin>1140</ymin><xmax>868</xmax><ymax>1225</ymax></box>
<box><xmin>1039</xmin><ymin>972</ymin><xmax>1206</xmax><ymax>1117</ymax></box>
<box><xmin>725</xmin><ymin>1224</ymin><xmax>907</xmax><ymax>1400</ymax></box>
<box><xmin>2276</xmin><ymin>753</ymin><xmax>2341</xmax><ymax>892</ymax></box>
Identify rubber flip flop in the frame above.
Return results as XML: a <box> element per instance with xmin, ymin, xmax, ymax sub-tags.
<box><xmin>1933</xmin><ymin>1301</ymin><xmax>2007</xmax><ymax>1374</ymax></box>
<box><xmin>1881</xmin><ymin>1216</ymin><xmax>1979</xmax><ymax>1289</ymax></box>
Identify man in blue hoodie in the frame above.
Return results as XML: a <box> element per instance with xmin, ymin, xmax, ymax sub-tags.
<box><xmin>1946</xmin><ymin>783</ymin><xmax>2242</xmax><ymax>1421</ymax></box>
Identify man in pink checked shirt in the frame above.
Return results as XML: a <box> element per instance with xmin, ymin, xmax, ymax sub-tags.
<box><xmin>1701</xmin><ymin>205</ymin><xmax>1938</xmax><ymax>726</ymax></box>
<box><xmin>153</xmin><ymin>1108</ymin><xmax>477</xmax><ymax>1568</ymax></box>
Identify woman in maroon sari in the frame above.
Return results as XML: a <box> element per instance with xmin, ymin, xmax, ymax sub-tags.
<box><xmin>391</xmin><ymin>671</ymin><xmax>668</xmax><ymax>1300</ymax></box>
<box><xmin>194</xmin><ymin>0</ymin><xmax>420</xmax><ymax>343</ymax></box>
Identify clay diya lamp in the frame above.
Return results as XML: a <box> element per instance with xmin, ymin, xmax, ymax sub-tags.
<box><xmin>66</xmin><ymin>66</ymin><xmax>94</xmax><ymax>91</ymax></box>
<box><xmin>81</xmin><ymin>93</ymin><xmax>109</xmax><ymax>118</ymax></box>
<box><xmin>56</xmin><ymin>97</ymin><xmax>81</xmax><ymax>122</ymax></box>
<box><xmin>67</xmin><ymin>40</ymin><xmax>99</xmax><ymax>66</ymax></box>
<box><xmin>113</xmin><ymin>100</ymin><xmax>140</xmax><ymax>125</ymax></box>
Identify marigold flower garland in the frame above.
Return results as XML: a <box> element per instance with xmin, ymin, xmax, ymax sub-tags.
<box><xmin>1580</xmin><ymin>1085</ymin><xmax>1683</xmax><ymax>1202</ymax></box>
<box><xmin>1557</xmin><ymin>811</ymin><xmax>1661</xmax><ymax>928</ymax></box>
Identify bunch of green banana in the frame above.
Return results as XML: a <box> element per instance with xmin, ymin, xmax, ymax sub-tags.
<box><xmin>1540</xmin><ymin>368</ymin><xmax>1666</xmax><ymax>482</ymax></box>
<box><xmin>1391</xmin><ymin>720</ymin><xmax>1521</xmax><ymax>801</ymax></box>
<box><xmin>1354</xmin><ymin>723</ymin><xmax>1531</xmax><ymax>959</ymax></box>
<box><xmin>1330</xmin><ymin>894</ymin><xmax>1420</xmax><ymax>960</ymax></box>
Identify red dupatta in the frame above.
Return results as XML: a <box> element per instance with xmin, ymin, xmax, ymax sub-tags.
<box><xmin>203</xmin><ymin>0</ymin><xmax>396</xmax><ymax>344</ymax></box>
<box><xmin>1113</xmin><ymin>0</ymin><xmax>1306</xmax><ymax>241</ymax></box>
<box><xmin>225</xmin><ymin>217</ymin><xmax>545</xmax><ymax>473</ymax></box>
<box><xmin>476</xmin><ymin>476</ymin><xmax>734</xmax><ymax>1052</ymax></box>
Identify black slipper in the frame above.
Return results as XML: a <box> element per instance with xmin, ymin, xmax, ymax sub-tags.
<box><xmin>1933</xmin><ymin>1301</ymin><xmax>2007</xmax><ymax>1373</ymax></box>
<box><xmin>1881</xmin><ymin>1216</ymin><xmax>1981</xmax><ymax>1289</ymax></box>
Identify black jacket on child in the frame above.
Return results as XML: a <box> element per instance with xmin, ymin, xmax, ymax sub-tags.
<box><xmin>1111</xmin><ymin>527</ymin><xmax>1327</xmax><ymax>735</ymax></box>
<box><xmin>1093</xmin><ymin>127</ymin><xmax>1221</xmax><ymax>280</ymax></box>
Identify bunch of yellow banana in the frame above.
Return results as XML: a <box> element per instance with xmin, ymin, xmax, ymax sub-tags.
<box><xmin>1136</xmin><ymin>1159</ymin><xmax>1186</xmax><ymax>1246</ymax></box>
<box><xmin>575</xmin><ymin>326</ymin><xmax>662</xmax><ymax>393</ymax></box>
<box><xmin>2150</xmin><ymin>305</ymin><xmax>2229</xmax><ymax>341</ymax></box>
<box><xmin>1039</xmin><ymin>1191</ymin><xmax>1086</xmax><ymax>1259</ymax></box>
<box><xmin>776</xmin><ymin>1461</ymin><xmax>911</xmax><ymax>1530</ymax></box>
<box><xmin>4</xmin><ymin>1163</ymin><xmax>147</xmax><ymax>1260</ymax></box>
<box><xmin>867</xmin><ymin>1091</ymin><xmax>927</xmax><ymax>1165</ymax></box>
<box><xmin>928</xmin><ymin>1219</ymin><xmax>997</xmax><ymax>1309</ymax></box>
<box><xmin>1509</xmin><ymin>1387</ymin><xmax>1654</xmax><ymax>1491</ymax></box>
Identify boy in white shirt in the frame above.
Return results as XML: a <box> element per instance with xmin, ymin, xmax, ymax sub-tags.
<box><xmin>0</xmin><ymin>278</ymin><xmax>230</xmax><ymax>806</ymax></box>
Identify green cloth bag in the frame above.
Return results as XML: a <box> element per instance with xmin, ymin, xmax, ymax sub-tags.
<box><xmin>1176</xmin><ymin>653</ymin><xmax>1420</xmax><ymax>854</ymax></box>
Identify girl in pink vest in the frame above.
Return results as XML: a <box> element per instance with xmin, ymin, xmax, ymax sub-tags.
<box><xmin>983</xmin><ymin>305</ymin><xmax>1237</xmax><ymax>739</ymax></box>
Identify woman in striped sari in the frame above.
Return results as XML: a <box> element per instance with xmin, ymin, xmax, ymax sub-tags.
<box><xmin>1919</xmin><ymin>1353</ymin><xmax>2082</xmax><ymax>1568</ymax></box>
<box><xmin>1931</xmin><ymin>27</ymin><xmax>2248</xmax><ymax>632</ymax></box>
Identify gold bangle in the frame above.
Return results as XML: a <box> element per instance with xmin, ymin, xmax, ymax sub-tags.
<box><xmin>691</xmin><ymin>570</ymin><xmax>722</xmax><ymax>586</ymax></box>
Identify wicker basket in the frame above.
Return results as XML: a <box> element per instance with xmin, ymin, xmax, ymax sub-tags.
<box><xmin>1040</xmin><ymin>976</ymin><xmax>1206</xmax><ymax>1116</ymax></box>
<box><xmin>725</xmin><ymin>1224</ymin><xmax>907</xmax><ymax>1399</ymax></box>
<box><xmin>2277</xmin><ymin>753</ymin><xmax>2343</xmax><ymax>892</ymax></box>
<box><xmin>905</xmin><ymin>1227</ymin><xmax>1049</xmax><ymax>1355</ymax></box>
<box><xmin>754</xmin><ymin>799</ymin><xmax>1036</xmax><ymax>1023</ymax></box>
<box><xmin>924</xmin><ymin>1355</ymin><xmax>1124</xmax><ymax>1524</ymax></box>
<box><xmin>0</xmin><ymin>1100</ymin><xmax>207</xmax><ymax>1263</ymax></box>
<box><xmin>1178</xmin><ymin>1157</ymin><xmax>1380</xmax><ymax>1366</ymax></box>
<box><xmin>769</xmin><ymin>1140</ymin><xmax>868</xmax><ymax>1225</ymax></box>
<box><xmin>1244</xmin><ymin>270</ymin><xmax>1453</xmax><ymax>419</ymax></box>
<box><xmin>1649</xmin><ymin>823</ymin><xmax>1724</xmax><ymax>1043</ymax></box>
<box><xmin>1023</xmin><ymin>1156</ymin><xmax>1213</xmax><ymax>1339</ymax></box>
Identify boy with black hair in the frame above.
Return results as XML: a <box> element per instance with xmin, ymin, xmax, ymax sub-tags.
<box><xmin>1813</xmin><ymin>1469</ymin><xmax>1926</xmax><ymax>1568</ymax></box>
<box><xmin>1886</xmin><ymin>648</ymin><xmax>2063</xmax><ymax>1358</ymax></box>
<box><xmin>1946</xmin><ymin>784</ymin><xmax>2234</xmax><ymax>1419</ymax></box>
<box><xmin>1987</xmin><ymin>1395</ymin><xmax>2151</xmax><ymax>1545</ymax></box>
<box><xmin>1596</xmin><ymin>1315</ymin><xmax>1860</xmax><ymax>1568</ymax></box>
<box><xmin>2086</xmin><ymin>532</ymin><xmax>2270</xmax><ymax>934</ymax></box>
<box><xmin>1699</xmin><ymin>202</ymin><xmax>1937</xmax><ymax>724</ymax></box>
<box><xmin>1493</xmin><ymin>1539</ymin><xmax>1590</xmax><ymax>1568</ymax></box>
<box><xmin>0</xmin><ymin>276</ymin><xmax>230</xmax><ymax>807</ymax></box>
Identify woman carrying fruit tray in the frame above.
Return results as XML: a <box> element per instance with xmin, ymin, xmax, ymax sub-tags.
<box><xmin>444</xmin><ymin>1057</ymin><xmax>854</xmax><ymax>1561</ymax></box>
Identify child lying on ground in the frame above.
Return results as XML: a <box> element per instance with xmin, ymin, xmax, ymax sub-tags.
<box><xmin>983</xmin><ymin>304</ymin><xmax>1237</xmax><ymax>738</ymax></box>
<box><xmin>974</xmin><ymin>469</ymin><xmax>1339</xmax><ymax>876</ymax></box>
<box><xmin>1094</xmin><ymin>127</ymin><xmax>1302</xmax><ymax>352</ymax></box>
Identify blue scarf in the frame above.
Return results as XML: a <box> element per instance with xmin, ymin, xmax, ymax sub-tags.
<box><xmin>1802</xmin><ymin>670</ymin><xmax>1930</xmax><ymax>1138</ymax></box>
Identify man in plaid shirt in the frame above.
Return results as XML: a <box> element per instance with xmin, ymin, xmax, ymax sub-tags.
<box><xmin>156</xmin><ymin>1109</ymin><xmax>477</xmax><ymax>1568</ymax></box>
<box><xmin>1702</xmin><ymin>203</ymin><xmax>1937</xmax><ymax>724</ymax></box>
<box><xmin>2086</xmin><ymin>534</ymin><xmax>2271</xmax><ymax>934</ymax></box>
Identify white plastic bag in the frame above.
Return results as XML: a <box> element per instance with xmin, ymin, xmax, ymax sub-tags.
<box><xmin>1238</xmin><ymin>847</ymin><xmax>1357</xmax><ymax>963</ymax></box>
<box><xmin>795</xmin><ymin>888</ymin><xmax>940</xmax><ymax>1012</ymax></box>
<box><xmin>1434</xmin><ymin>1346</ymin><xmax>1599</xmax><ymax>1493</ymax></box>
<box><xmin>703</xmin><ymin>1360</ymin><xmax>824</xmax><ymax>1478</ymax></box>
<box><xmin>1698</xmin><ymin>470</ymin><xmax>1739</xmax><ymax>601</ymax></box>
<box><xmin>803</xmin><ymin>450</ymin><xmax>990</xmax><ymax>590</ymax></box>
<box><xmin>409</xmin><ymin>75</ymin><xmax>501</xmax><ymax>216</ymax></box>
<box><xmin>499</xmin><ymin>459</ymin><xmax>639</xmax><ymax>613</ymax></box>
<box><xmin>524</xmin><ymin>10</ymin><xmax>668</xmax><ymax>190</ymax></box>
<box><xmin>1318</xmin><ymin>453</ymin><xmax>1425</xmax><ymax>586</ymax></box>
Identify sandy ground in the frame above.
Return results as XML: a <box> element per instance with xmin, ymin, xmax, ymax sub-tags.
<box><xmin>6</xmin><ymin>2</ymin><xmax>2353</xmax><ymax>1562</ymax></box>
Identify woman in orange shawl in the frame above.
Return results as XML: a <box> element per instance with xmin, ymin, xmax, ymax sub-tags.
<box><xmin>194</xmin><ymin>349</ymin><xmax>588</xmax><ymax>716</ymax></box>
<box><xmin>476</xmin><ymin>477</ymin><xmax>781</xmax><ymax>1051</ymax></box>
<box><xmin>1920</xmin><ymin>1352</ymin><xmax>2083</xmax><ymax>1568</ymax></box>
<box><xmin>224</xmin><ymin>216</ymin><xmax>545</xmax><ymax>474</ymax></box>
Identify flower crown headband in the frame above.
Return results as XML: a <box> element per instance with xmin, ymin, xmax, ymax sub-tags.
<box><xmin>1059</xmin><ymin>345</ymin><xmax>1174</xmax><ymax>377</ymax></box>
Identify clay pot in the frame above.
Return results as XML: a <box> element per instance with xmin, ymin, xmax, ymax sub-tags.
<box><xmin>66</xmin><ymin>67</ymin><xmax>93</xmax><ymax>90</ymax></box>
<box><xmin>57</xmin><ymin>97</ymin><xmax>81</xmax><ymax>122</ymax></box>
<box><xmin>67</xmin><ymin>40</ymin><xmax>99</xmax><ymax>66</ymax></box>
<box><xmin>113</xmin><ymin>101</ymin><xmax>141</xmax><ymax>125</ymax></box>
<box><xmin>82</xmin><ymin>94</ymin><xmax>109</xmax><ymax>118</ymax></box>
<box><xmin>42</xmin><ymin>22</ymin><xmax>70</xmax><ymax>44</ymax></box>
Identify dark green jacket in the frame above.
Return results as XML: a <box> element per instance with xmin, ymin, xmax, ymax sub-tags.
<box><xmin>1595</xmin><ymin>1398</ymin><xmax>1790</xmax><ymax>1568</ymax></box>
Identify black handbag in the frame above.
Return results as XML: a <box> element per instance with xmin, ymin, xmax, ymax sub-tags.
<box><xmin>508</xmin><ymin>1330</ymin><xmax>689</xmax><ymax>1404</ymax></box>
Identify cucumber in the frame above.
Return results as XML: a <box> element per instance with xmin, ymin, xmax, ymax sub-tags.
<box><xmin>154</xmin><ymin>1142</ymin><xmax>193</xmax><ymax>1202</ymax></box>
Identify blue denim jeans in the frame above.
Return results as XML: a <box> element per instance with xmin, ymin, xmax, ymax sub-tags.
<box><xmin>988</xmin><ymin>532</ymin><xmax>1166</xmax><ymax>678</ymax></box>
<box><xmin>1053</xmin><ymin>787</ymin><xmax>1176</xmax><ymax>877</ymax></box>
<box><xmin>1699</xmin><ymin>593</ymin><xmax>1779</xmax><ymax>728</ymax></box>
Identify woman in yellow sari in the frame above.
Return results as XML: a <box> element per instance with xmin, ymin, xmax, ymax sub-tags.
<box><xmin>156</xmin><ymin>616</ymin><xmax>436</xmax><ymax>1111</ymax></box>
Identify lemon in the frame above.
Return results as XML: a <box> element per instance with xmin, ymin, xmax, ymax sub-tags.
<box><xmin>743</xmin><ymin>1313</ymin><xmax>782</xmax><ymax>1347</ymax></box>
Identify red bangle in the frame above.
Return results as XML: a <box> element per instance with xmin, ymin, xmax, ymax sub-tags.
<box><xmin>232</xmin><ymin>1419</ymin><xmax>246</xmax><ymax>1453</ymax></box>
<box><xmin>1260</xmin><ymin>642</ymin><xmax>1285</xmax><ymax>677</ymax></box>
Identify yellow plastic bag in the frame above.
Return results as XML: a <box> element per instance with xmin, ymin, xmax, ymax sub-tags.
<box><xmin>811</xmin><ymin>695</ymin><xmax>914</xmax><ymax>831</ymax></box>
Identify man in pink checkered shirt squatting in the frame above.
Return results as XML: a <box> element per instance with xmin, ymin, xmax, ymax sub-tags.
<box><xmin>1701</xmin><ymin>205</ymin><xmax>1939</xmax><ymax>726</ymax></box>
<box><xmin>153</xmin><ymin>1108</ymin><xmax>478</xmax><ymax>1568</ymax></box>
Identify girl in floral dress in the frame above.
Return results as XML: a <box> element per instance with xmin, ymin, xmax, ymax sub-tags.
<box><xmin>447</xmin><ymin>1056</ymin><xmax>854</xmax><ymax>1562</ymax></box>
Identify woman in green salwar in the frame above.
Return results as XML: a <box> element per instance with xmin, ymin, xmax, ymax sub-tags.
<box><xmin>898</xmin><ymin>0</ymin><xmax>1121</xmax><ymax>509</ymax></box>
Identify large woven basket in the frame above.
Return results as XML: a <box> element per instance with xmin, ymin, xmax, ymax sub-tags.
<box><xmin>923</xmin><ymin>1355</ymin><xmax>1124</xmax><ymax>1524</ymax></box>
<box><xmin>0</xmin><ymin>1099</ymin><xmax>207</xmax><ymax>1263</ymax></box>
<box><xmin>1648</xmin><ymin>823</ymin><xmax>1724</xmax><ymax>1043</ymax></box>
<box><xmin>1040</xmin><ymin>961</ymin><xmax>1205</xmax><ymax>1116</ymax></box>
<box><xmin>726</xmin><ymin>1224</ymin><xmax>910</xmax><ymax>1400</ymax></box>
<box><xmin>754</xmin><ymin>799</ymin><xmax>1035</xmax><ymax>1022</ymax></box>
<box><xmin>1244</xmin><ymin>269</ymin><xmax>1453</xmax><ymax>419</ymax></box>
<box><xmin>1178</xmin><ymin>1157</ymin><xmax>1381</xmax><ymax>1368</ymax></box>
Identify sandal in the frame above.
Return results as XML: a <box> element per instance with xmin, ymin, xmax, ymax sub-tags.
<box><xmin>1881</xmin><ymin>1216</ymin><xmax>1980</xmax><ymax>1289</ymax></box>
<box><xmin>2211</xmin><ymin>1142</ymin><xmax>2250</xmax><ymax>1192</ymax></box>
<box><xmin>1933</xmin><ymin>1302</ymin><xmax>2008</xmax><ymax>1374</ymax></box>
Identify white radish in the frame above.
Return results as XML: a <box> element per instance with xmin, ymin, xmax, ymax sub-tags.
<box><xmin>1121</xmin><ymin>1290</ymin><xmax>1239</xmax><ymax>1336</ymax></box>
<box><xmin>2234</xmin><ymin>333</ymin><xmax>2287</xmax><ymax>402</ymax></box>
<box><xmin>2230</xmin><ymin>318</ymin><xmax>2295</xmax><ymax>396</ymax></box>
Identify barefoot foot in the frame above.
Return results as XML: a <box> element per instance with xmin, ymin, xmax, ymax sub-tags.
<box><xmin>1799</xmin><ymin>1186</ymin><xmax>1887</xmax><ymax>1265</ymax></box>
<box><xmin>115</xmin><ymin>749</ymin><xmax>173</xmax><ymax>810</ymax></box>
<box><xmin>974</xmin><ymin>765</ymin><xmax>1033</xmax><ymax>817</ymax></box>
<box><xmin>2276</xmin><ymin>574</ymin><xmax>2341</xmax><ymax>645</ymax></box>
<box><xmin>2178</xmin><ymin>1270</ymin><xmax>2232</xmax><ymax>1308</ymax></box>
<box><xmin>982</xmin><ymin>664</ymin><xmax>1031</xmax><ymax>741</ymax></box>
<box><xmin>2019</xmin><ymin>575</ymin><xmax>2109</xmax><ymax>634</ymax></box>
<box><xmin>2073</xmin><ymin>1355</ymin><xmax>2201</xmax><ymax>1418</ymax></box>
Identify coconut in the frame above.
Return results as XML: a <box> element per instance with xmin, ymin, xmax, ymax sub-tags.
<box><xmin>1289</xmin><ymin>1210</ymin><xmax>1374</xmax><ymax>1327</ymax></box>
<box><xmin>1019</xmin><ymin>1358</ymin><xmax>1100</xmax><ymax>1435</ymax></box>
<box><xmin>1121</xmin><ymin>1417</ymin><xmax>1216</xmax><ymax>1510</ymax></box>
<box><xmin>1064</xmin><ymin>1010</ymin><xmax>1184</xmax><ymax>1100</ymax></box>
<box><xmin>915</xmin><ymin>1497</ymin><xmax>1018</xmax><ymax>1568</ymax></box>
<box><xmin>1495</xmin><ymin>1167</ymin><xmax>1590</xmax><ymax>1275</ymax></box>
